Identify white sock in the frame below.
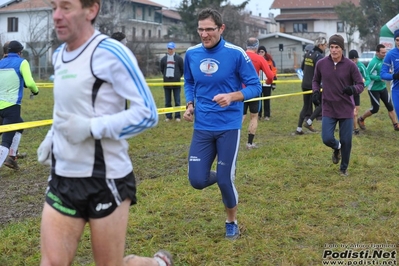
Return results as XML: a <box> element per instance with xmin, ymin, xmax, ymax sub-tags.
<box><xmin>9</xmin><ymin>132</ymin><xmax>21</xmax><ymax>157</ymax></box>
<box><xmin>306</xmin><ymin>119</ymin><xmax>312</xmax><ymax>125</ymax></box>
<box><xmin>226</xmin><ymin>220</ymin><xmax>237</xmax><ymax>224</ymax></box>
<box><xmin>338</xmin><ymin>142</ymin><xmax>341</xmax><ymax>150</ymax></box>
<box><xmin>0</xmin><ymin>146</ymin><xmax>9</xmax><ymax>167</ymax></box>
<box><xmin>297</xmin><ymin>127</ymin><xmax>302</xmax><ymax>132</ymax></box>
<box><xmin>154</xmin><ymin>257</ymin><xmax>167</xmax><ymax>266</ymax></box>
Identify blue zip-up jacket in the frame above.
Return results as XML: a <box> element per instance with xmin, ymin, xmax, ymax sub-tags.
<box><xmin>184</xmin><ymin>38</ymin><xmax>261</xmax><ymax>131</ymax></box>
<box><xmin>381</xmin><ymin>47</ymin><xmax>399</xmax><ymax>90</ymax></box>
<box><xmin>0</xmin><ymin>53</ymin><xmax>38</xmax><ymax>108</ymax></box>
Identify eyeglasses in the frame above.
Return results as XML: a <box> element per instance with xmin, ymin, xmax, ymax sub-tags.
<box><xmin>197</xmin><ymin>27</ymin><xmax>219</xmax><ymax>33</ymax></box>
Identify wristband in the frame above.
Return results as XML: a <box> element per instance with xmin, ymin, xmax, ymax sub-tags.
<box><xmin>186</xmin><ymin>101</ymin><xmax>194</xmax><ymax>109</ymax></box>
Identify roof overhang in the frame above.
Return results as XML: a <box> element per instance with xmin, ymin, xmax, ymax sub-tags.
<box><xmin>275</xmin><ymin>13</ymin><xmax>339</xmax><ymax>21</ymax></box>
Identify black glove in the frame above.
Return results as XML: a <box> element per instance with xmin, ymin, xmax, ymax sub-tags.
<box><xmin>32</xmin><ymin>91</ymin><xmax>39</xmax><ymax>96</ymax></box>
<box><xmin>343</xmin><ymin>86</ymin><xmax>354</xmax><ymax>96</ymax></box>
<box><xmin>312</xmin><ymin>91</ymin><xmax>321</xmax><ymax>106</ymax></box>
<box><xmin>393</xmin><ymin>73</ymin><xmax>399</xmax><ymax>80</ymax></box>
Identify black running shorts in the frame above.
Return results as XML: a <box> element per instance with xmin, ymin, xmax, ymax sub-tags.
<box><xmin>243</xmin><ymin>100</ymin><xmax>260</xmax><ymax>115</ymax></box>
<box><xmin>45</xmin><ymin>172</ymin><xmax>137</xmax><ymax>220</ymax></box>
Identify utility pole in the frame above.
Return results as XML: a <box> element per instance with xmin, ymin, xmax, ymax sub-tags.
<box><xmin>279</xmin><ymin>43</ymin><xmax>284</xmax><ymax>73</ymax></box>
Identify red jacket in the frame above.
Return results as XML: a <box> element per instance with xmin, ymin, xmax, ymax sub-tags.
<box><xmin>246</xmin><ymin>51</ymin><xmax>274</xmax><ymax>85</ymax></box>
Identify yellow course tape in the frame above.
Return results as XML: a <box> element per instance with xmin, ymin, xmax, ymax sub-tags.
<box><xmin>157</xmin><ymin>106</ymin><xmax>186</xmax><ymax>115</ymax></box>
<box><xmin>37</xmin><ymin>79</ymin><xmax>301</xmax><ymax>88</ymax></box>
<box><xmin>245</xmin><ymin>89</ymin><xmax>312</xmax><ymax>102</ymax></box>
<box><xmin>140</xmin><ymin>73</ymin><xmax>297</xmax><ymax>83</ymax></box>
<box><xmin>3</xmin><ymin>78</ymin><xmax>311</xmax><ymax>133</ymax></box>
<box><xmin>0</xmin><ymin>119</ymin><xmax>53</xmax><ymax>133</ymax></box>
<box><xmin>36</xmin><ymin>83</ymin><xmax>56</xmax><ymax>88</ymax></box>
<box><xmin>147</xmin><ymin>80</ymin><xmax>301</xmax><ymax>87</ymax></box>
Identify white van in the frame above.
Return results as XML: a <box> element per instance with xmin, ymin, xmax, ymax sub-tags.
<box><xmin>358</xmin><ymin>51</ymin><xmax>376</xmax><ymax>66</ymax></box>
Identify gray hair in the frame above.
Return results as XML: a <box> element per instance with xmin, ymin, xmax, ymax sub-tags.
<box><xmin>314</xmin><ymin>37</ymin><xmax>327</xmax><ymax>46</ymax></box>
<box><xmin>246</xmin><ymin>37</ymin><xmax>259</xmax><ymax>50</ymax></box>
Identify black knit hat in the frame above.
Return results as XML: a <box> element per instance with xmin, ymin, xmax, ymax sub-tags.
<box><xmin>111</xmin><ymin>32</ymin><xmax>126</xmax><ymax>42</ymax></box>
<box><xmin>328</xmin><ymin>34</ymin><xmax>344</xmax><ymax>50</ymax></box>
<box><xmin>8</xmin><ymin>40</ymin><xmax>23</xmax><ymax>53</ymax></box>
<box><xmin>348</xmin><ymin>50</ymin><xmax>359</xmax><ymax>59</ymax></box>
<box><xmin>258</xmin><ymin>45</ymin><xmax>267</xmax><ymax>53</ymax></box>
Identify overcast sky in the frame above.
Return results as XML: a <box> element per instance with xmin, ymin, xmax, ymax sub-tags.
<box><xmin>151</xmin><ymin>0</ymin><xmax>281</xmax><ymax>17</ymax></box>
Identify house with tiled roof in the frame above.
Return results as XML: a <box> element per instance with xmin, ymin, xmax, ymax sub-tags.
<box><xmin>0</xmin><ymin>0</ymin><xmax>190</xmax><ymax>77</ymax></box>
<box><xmin>0</xmin><ymin>0</ymin><xmax>284</xmax><ymax>75</ymax></box>
<box><xmin>99</xmin><ymin>0</ymin><xmax>168</xmax><ymax>41</ymax></box>
<box><xmin>258</xmin><ymin>32</ymin><xmax>313</xmax><ymax>71</ymax></box>
<box><xmin>0</xmin><ymin>0</ymin><xmax>52</xmax><ymax>47</ymax></box>
<box><xmin>0</xmin><ymin>0</ymin><xmax>53</xmax><ymax>77</ymax></box>
<box><xmin>247</xmin><ymin>12</ymin><xmax>279</xmax><ymax>37</ymax></box>
<box><xmin>271</xmin><ymin>0</ymin><xmax>361</xmax><ymax>54</ymax></box>
<box><xmin>154</xmin><ymin>8</ymin><xmax>186</xmax><ymax>40</ymax></box>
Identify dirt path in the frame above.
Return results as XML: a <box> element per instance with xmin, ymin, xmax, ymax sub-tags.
<box><xmin>0</xmin><ymin>168</ymin><xmax>47</xmax><ymax>226</ymax></box>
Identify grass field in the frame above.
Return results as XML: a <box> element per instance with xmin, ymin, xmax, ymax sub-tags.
<box><xmin>0</xmin><ymin>76</ymin><xmax>398</xmax><ymax>265</ymax></box>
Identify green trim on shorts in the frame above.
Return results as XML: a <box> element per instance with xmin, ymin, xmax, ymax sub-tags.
<box><xmin>48</xmin><ymin>191</ymin><xmax>77</xmax><ymax>216</ymax></box>
<box><xmin>47</xmin><ymin>191</ymin><xmax>62</xmax><ymax>204</ymax></box>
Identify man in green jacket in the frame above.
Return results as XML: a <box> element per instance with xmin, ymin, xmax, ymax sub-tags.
<box><xmin>357</xmin><ymin>44</ymin><xmax>399</xmax><ymax>131</ymax></box>
<box><xmin>348</xmin><ymin>49</ymin><xmax>370</xmax><ymax>135</ymax></box>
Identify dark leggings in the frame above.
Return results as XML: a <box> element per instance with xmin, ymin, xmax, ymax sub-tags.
<box><xmin>0</xmin><ymin>105</ymin><xmax>23</xmax><ymax>148</ymax></box>
<box><xmin>163</xmin><ymin>86</ymin><xmax>181</xmax><ymax>119</ymax></box>
<box><xmin>258</xmin><ymin>85</ymin><xmax>272</xmax><ymax>117</ymax></box>
<box><xmin>368</xmin><ymin>88</ymin><xmax>394</xmax><ymax>114</ymax></box>
<box><xmin>298</xmin><ymin>91</ymin><xmax>321</xmax><ymax>127</ymax></box>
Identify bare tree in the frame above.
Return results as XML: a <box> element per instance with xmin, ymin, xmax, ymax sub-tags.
<box><xmin>221</xmin><ymin>4</ymin><xmax>250</xmax><ymax>47</ymax></box>
<box><xmin>22</xmin><ymin>8</ymin><xmax>53</xmax><ymax>79</ymax></box>
<box><xmin>97</xmin><ymin>0</ymin><xmax>129</xmax><ymax>36</ymax></box>
<box><xmin>96</xmin><ymin>0</ymin><xmax>162</xmax><ymax>76</ymax></box>
<box><xmin>177</xmin><ymin>0</ymin><xmax>249</xmax><ymax>46</ymax></box>
<box><xmin>334</xmin><ymin>1</ymin><xmax>364</xmax><ymax>53</ymax></box>
<box><xmin>126</xmin><ymin>40</ymin><xmax>159</xmax><ymax>77</ymax></box>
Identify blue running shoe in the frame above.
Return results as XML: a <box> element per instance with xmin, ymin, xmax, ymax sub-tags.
<box><xmin>225</xmin><ymin>222</ymin><xmax>240</xmax><ymax>240</ymax></box>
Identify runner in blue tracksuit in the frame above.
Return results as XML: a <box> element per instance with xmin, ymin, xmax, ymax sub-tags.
<box><xmin>183</xmin><ymin>8</ymin><xmax>261</xmax><ymax>240</ymax></box>
<box><xmin>381</xmin><ymin>29</ymin><xmax>399</xmax><ymax>119</ymax></box>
